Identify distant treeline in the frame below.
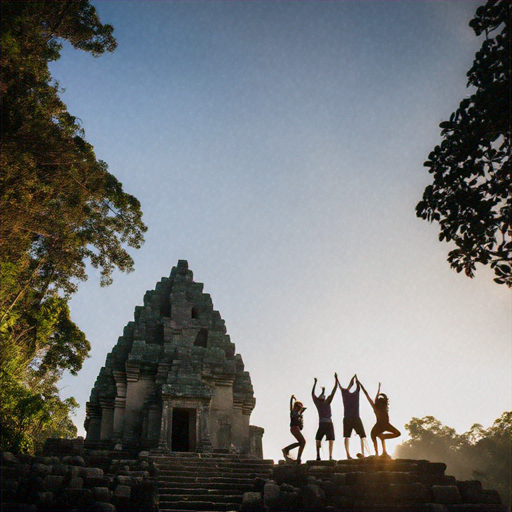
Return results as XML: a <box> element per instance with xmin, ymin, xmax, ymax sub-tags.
<box><xmin>395</xmin><ymin>412</ymin><xmax>511</xmax><ymax>508</ymax></box>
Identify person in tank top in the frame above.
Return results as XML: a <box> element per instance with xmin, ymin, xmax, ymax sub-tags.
<box><xmin>282</xmin><ymin>395</ymin><xmax>306</xmax><ymax>465</ymax></box>
<box><xmin>360</xmin><ymin>378</ymin><xmax>401</xmax><ymax>458</ymax></box>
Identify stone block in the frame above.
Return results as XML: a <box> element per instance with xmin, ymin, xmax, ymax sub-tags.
<box><xmin>36</xmin><ymin>491</ymin><xmax>54</xmax><ymax>507</ymax></box>
<box><xmin>432</xmin><ymin>485</ymin><xmax>462</xmax><ymax>504</ymax></box>
<box><xmin>241</xmin><ymin>491</ymin><xmax>263</xmax><ymax>511</ymax></box>
<box><xmin>2</xmin><ymin>452</ymin><xmax>18</xmax><ymax>464</ymax></box>
<box><xmin>330</xmin><ymin>473</ymin><xmax>346</xmax><ymax>486</ymax></box>
<box><xmin>3</xmin><ymin>464</ymin><xmax>31</xmax><ymax>478</ymax></box>
<box><xmin>69</xmin><ymin>477</ymin><xmax>84</xmax><ymax>489</ymax></box>
<box><xmin>93</xmin><ymin>487</ymin><xmax>112</xmax><ymax>502</ymax></box>
<box><xmin>32</xmin><ymin>463</ymin><xmax>52</xmax><ymax>476</ymax></box>
<box><xmin>51</xmin><ymin>463</ymin><xmax>69</xmax><ymax>476</ymax></box>
<box><xmin>62</xmin><ymin>455</ymin><xmax>85</xmax><ymax>467</ymax></box>
<box><xmin>480</xmin><ymin>489</ymin><xmax>503</xmax><ymax>504</ymax></box>
<box><xmin>390</xmin><ymin>482</ymin><xmax>430</xmax><ymax>502</ymax></box>
<box><xmin>0</xmin><ymin>503</ymin><xmax>37</xmax><ymax>511</ymax></box>
<box><xmin>263</xmin><ymin>482</ymin><xmax>281</xmax><ymax>510</ymax></box>
<box><xmin>80</xmin><ymin>467</ymin><xmax>104</xmax><ymax>478</ymax></box>
<box><xmin>1</xmin><ymin>479</ymin><xmax>20</xmax><ymax>501</ymax></box>
<box><xmin>300</xmin><ymin>483</ymin><xmax>325</xmax><ymax>510</ymax></box>
<box><xmin>62</xmin><ymin>488</ymin><xmax>94</xmax><ymax>508</ymax></box>
<box><xmin>42</xmin><ymin>475</ymin><xmax>63</xmax><ymax>491</ymax></box>
<box><xmin>85</xmin><ymin>476</ymin><xmax>111</xmax><ymax>488</ymax></box>
<box><xmin>88</xmin><ymin>502</ymin><xmax>116</xmax><ymax>511</ymax></box>
<box><xmin>419</xmin><ymin>461</ymin><xmax>447</xmax><ymax>475</ymax></box>
<box><xmin>114</xmin><ymin>484</ymin><xmax>131</xmax><ymax>498</ymax></box>
<box><xmin>345</xmin><ymin>471</ymin><xmax>365</xmax><ymax>485</ymax></box>
<box><xmin>457</xmin><ymin>480</ymin><xmax>483</xmax><ymax>503</ymax></box>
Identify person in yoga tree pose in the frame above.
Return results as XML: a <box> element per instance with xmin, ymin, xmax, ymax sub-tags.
<box><xmin>359</xmin><ymin>378</ymin><xmax>401</xmax><ymax>458</ymax></box>
<box><xmin>282</xmin><ymin>395</ymin><xmax>306</xmax><ymax>465</ymax></box>
<box><xmin>312</xmin><ymin>374</ymin><xmax>337</xmax><ymax>461</ymax></box>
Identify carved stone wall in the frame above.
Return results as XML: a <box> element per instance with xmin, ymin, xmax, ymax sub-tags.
<box><xmin>85</xmin><ymin>260</ymin><xmax>263</xmax><ymax>457</ymax></box>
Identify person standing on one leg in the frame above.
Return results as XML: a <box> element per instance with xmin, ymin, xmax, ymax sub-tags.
<box><xmin>312</xmin><ymin>374</ymin><xmax>337</xmax><ymax>461</ymax></box>
<box><xmin>282</xmin><ymin>395</ymin><xmax>306</xmax><ymax>465</ymax></box>
<box><xmin>336</xmin><ymin>373</ymin><xmax>369</xmax><ymax>459</ymax></box>
<box><xmin>359</xmin><ymin>379</ymin><xmax>401</xmax><ymax>458</ymax></box>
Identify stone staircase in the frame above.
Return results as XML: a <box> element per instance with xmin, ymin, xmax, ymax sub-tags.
<box><xmin>150</xmin><ymin>452</ymin><xmax>274</xmax><ymax>512</ymax></box>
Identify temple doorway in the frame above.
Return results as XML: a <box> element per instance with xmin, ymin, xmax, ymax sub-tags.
<box><xmin>171</xmin><ymin>408</ymin><xmax>197</xmax><ymax>452</ymax></box>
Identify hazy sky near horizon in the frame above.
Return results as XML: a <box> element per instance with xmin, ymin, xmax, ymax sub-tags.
<box><xmin>53</xmin><ymin>0</ymin><xmax>511</xmax><ymax>462</ymax></box>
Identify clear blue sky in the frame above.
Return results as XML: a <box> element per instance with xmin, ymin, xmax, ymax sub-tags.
<box><xmin>53</xmin><ymin>0</ymin><xmax>511</xmax><ymax>462</ymax></box>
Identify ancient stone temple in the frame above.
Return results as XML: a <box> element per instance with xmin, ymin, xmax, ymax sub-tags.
<box><xmin>84</xmin><ymin>260</ymin><xmax>264</xmax><ymax>457</ymax></box>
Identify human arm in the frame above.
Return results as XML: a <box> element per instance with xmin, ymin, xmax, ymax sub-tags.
<box><xmin>290</xmin><ymin>395</ymin><xmax>295</xmax><ymax>412</ymax></box>
<box><xmin>327</xmin><ymin>373</ymin><xmax>338</xmax><ymax>403</ymax></box>
<box><xmin>359</xmin><ymin>380</ymin><xmax>375</xmax><ymax>409</ymax></box>
<box><xmin>312</xmin><ymin>378</ymin><xmax>317</xmax><ymax>398</ymax></box>
<box><xmin>335</xmin><ymin>372</ymin><xmax>341</xmax><ymax>390</ymax></box>
<box><xmin>347</xmin><ymin>374</ymin><xmax>356</xmax><ymax>390</ymax></box>
<box><xmin>374</xmin><ymin>382</ymin><xmax>381</xmax><ymax>403</ymax></box>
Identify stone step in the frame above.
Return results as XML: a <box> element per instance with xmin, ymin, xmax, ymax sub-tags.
<box><xmin>160</xmin><ymin>494</ymin><xmax>243</xmax><ymax>504</ymax></box>
<box><xmin>160</xmin><ymin>486</ymin><xmax>249</xmax><ymax>496</ymax></box>
<box><xmin>155</xmin><ymin>463</ymin><xmax>271</xmax><ymax>471</ymax></box>
<box><xmin>158</xmin><ymin>475</ymin><xmax>259</xmax><ymax>485</ymax></box>
<box><xmin>157</xmin><ymin>470</ymin><xmax>271</xmax><ymax>477</ymax></box>
<box><xmin>158</xmin><ymin>499</ymin><xmax>241</xmax><ymax>511</ymax></box>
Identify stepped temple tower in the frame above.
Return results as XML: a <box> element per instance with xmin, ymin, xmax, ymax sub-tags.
<box><xmin>84</xmin><ymin>260</ymin><xmax>264</xmax><ymax>457</ymax></box>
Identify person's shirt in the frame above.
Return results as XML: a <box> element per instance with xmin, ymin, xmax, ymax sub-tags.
<box><xmin>341</xmin><ymin>384</ymin><xmax>360</xmax><ymax>418</ymax></box>
<box><xmin>375</xmin><ymin>402</ymin><xmax>389</xmax><ymax>424</ymax></box>
<box><xmin>290</xmin><ymin>408</ymin><xmax>304</xmax><ymax>429</ymax></box>
<box><xmin>313</xmin><ymin>395</ymin><xmax>332</xmax><ymax>423</ymax></box>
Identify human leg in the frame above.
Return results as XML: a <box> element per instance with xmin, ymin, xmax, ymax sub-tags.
<box><xmin>344</xmin><ymin>438</ymin><xmax>352</xmax><ymax>459</ymax></box>
<box><xmin>370</xmin><ymin>424</ymin><xmax>380</xmax><ymax>456</ymax></box>
<box><xmin>291</xmin><ymin>426</ymin><xmax>306</xmax><ymax>464</ymax></box>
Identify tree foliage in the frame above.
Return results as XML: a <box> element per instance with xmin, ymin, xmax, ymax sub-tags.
<box><xmin>416</xmin><ymin>0</ymin><xmax>511</xmax><ymax>286</ymax></box>
<box><xmin>0</xmin><ymin>1</ymin><xmax>147</xmax><ymax>452</ymax></box>
<box><xmin>395</xmin><ymin>413</ymin><xmax>511</xmax><ymax>507</ymax></box>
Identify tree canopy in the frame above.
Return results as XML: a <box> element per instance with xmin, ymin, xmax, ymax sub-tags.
<box><xmin>0</xmin><ymin>0</ymin><xmax>147</xmax><ymax>452</ymax></box>
<box><xmin>416</xmin><ymin>0</ymin><xmax>510</xmax><ymax>286</ymax></box>
<box><xmin>395</xmin><ymin>413</ymin><xmax>511</xmax><ymax>508</ymax></box>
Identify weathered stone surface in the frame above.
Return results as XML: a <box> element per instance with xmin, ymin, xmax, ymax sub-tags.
<box><xmin>241</xmin><ymin>491</ymin><xmax>264</xmax><ymax>510</ymax></box>
<box><xmin>300</xmin><ymin>483</ymin><xmax>326</xmax><ymax>509</ymax></box>
<box><xmin>88</xmin><ymin>502</ymin><xmax>116</xmax><ymax>512</ymax></box>
<box><xmin>263</xmin><ymin>482</ymin><xmax>281</xmax><ymax>510</ymax></box>
<box><xmin>92</xmin><ymin>486</ymin><xmax>112</xmax><ymax>502</ymax></box>
<box><xmin>84</xmin><ymin>260</ymin><xmax>264</xmax><ymax>457</ymax></box>
<box><xmin>432</xmin><ymin>484</ymin><xmax>462</xmax><ymax>504</ymax></box>
<box><xmin>390</xmin><ymin>482</ymin><xmax>430</xmax><ymax>502</ymax></box>
<box><xmin>42</xmin><ymin>474</ymin><xmax>63</xmax><ymax>490</ymax></box>
<box><xmin>114</xmin><ymin>484</ymin><xmax>131</xmax><ymax>498</ymax></box>
<box><xmin>68</xmin><ymin>477</ymin><xmax>83</xmax><ymax>489</ymax></box>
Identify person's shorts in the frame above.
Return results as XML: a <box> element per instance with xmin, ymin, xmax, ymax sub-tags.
<box><xmin>343</xmin><ymin>417</ymin><xmax>366</xmax><ymax>438</ymax></box>
<box><xmin>316</xmin><ymin>421</ymin><xmax>335</xmax><ymax>441</ymax></box>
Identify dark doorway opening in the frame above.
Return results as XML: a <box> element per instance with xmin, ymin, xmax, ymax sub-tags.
<box><xmin>171</xmin><ymin>408</ymin><xmax>196</xmax><ymax>452</ymax></box>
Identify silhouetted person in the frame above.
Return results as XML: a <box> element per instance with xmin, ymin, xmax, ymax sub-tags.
<box><xmin>282</xmin><ymin>395</ymin><xmax>306</xmax><ymax>465</ymax></box>
<box><xmin>312</xmin><ymin>374</ymin><xmax>337</xmax><ymax>461</ymax></box>
<box><xmin>359</xmin><ymin>379</ymin><xmax>401</xmax><ymax>458</ymax></box>
<box><xmin>336</xmin><ymin>373</ymin><xmax>370</xmax><ymax>459</ymax></box>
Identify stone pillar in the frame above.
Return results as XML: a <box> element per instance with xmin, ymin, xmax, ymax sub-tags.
<box><xmin>124</xmin><ymin>362</ymin><xmax>141</xmax><ymax>441</ymax></box>
<box><xmin>85</xmin><ymin>402</ymin><xmax>102</xmax><ymax>442</ymax></box>
<box><xmin>231</xmin><ymin>398</ymin><xmax>245</xmax><ymax>452</ymax></box>
<box><xmin>147</xmin><ymin>402</ymin><xmax>161</xmax><ymax>448</ymax></box>
<box><xmin>197</xmin><ymin>402</ymin><xmax>213</xmax><ymax>453</ymax></box>
<box><xmin>249</xmin><ymin>425</ymin><xmax>264</xmax><ymax>459</ymax></box>
<box><xmin>112</xmin><ymin>371</ymin><xmax>127</xmax><ymax>440</ymax></box>
<box><xmin>158</xmin><ymin>396</ymin><xmax>171</xmax><ymax>450</ymax></box>
<box><xmin>99</xmin><ymin>398</ymin><xmax>115</xmax><ymax>441</ymax></box>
